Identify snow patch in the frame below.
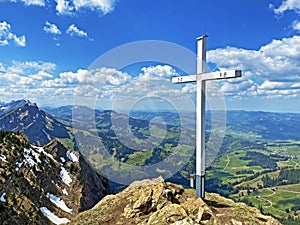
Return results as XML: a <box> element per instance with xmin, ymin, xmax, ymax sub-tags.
<box><xmin>0</xmin><ymin>192</ymin><xmax>6</xmax><ymax>202</ymax></box>
<box><xmin>32</xmin><ymin>145</ymin><xmax>58</xmax><ymax>164</ymax></box>
<box><xmin>60</xmin><ymin>157</ymin><xmax>66</xmax><ymax>163</ymax></box>
<box><xmin>66</xmin><ymin>151</ymin><xmax>78</xmax><ymax>162</ymax></box>
<box><xmin>40</xmin><ymin>207</ymin><xmax>70</xmax><ymax>225</ymax></box>
<box><xmin>62</xmin><ymin>188</ymin><xmax>68</xmax><ymax>195</ymax></box>
<box><xmin>60</xmin><ymin>167</ymin><xmax>72</xmax><ymax>186</ymax></box>
<box><xmin>23</xmin><ymin>147</ymin><xmax>41</xmax><ymax>167</ymax></box>
<box><xmin>42</xmin><ymin>129</ymin><xmax>52</xmax><ymax>141</ymax></box>
<box><xmin>46</xmin><ymin>193</ymin><xmax>73</xmax><ymax>213</ymax></box>
<box><xmin>0</xmin><ymin>154</ymin><xmax>7</xmax><ymax>163</ymax></box>
<box><xmin>15</xmin><ymin>161</ymin><xmax>23</xmax><ymax>171</ymax></box>
<box><xmin>20</xmin><ymin>110</ymin><xmax>29</xmax><ymax>120</ymax></box>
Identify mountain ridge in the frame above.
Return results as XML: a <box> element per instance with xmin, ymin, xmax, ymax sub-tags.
<box><xmin>0</xmin><ymin>131</ymin><xmax>110</xmax><ymax>225</ymax></box>
<box><xmin>0</xmin><ymin>100</ymin><xmax>69</xmax><ymax>145</ymax></box>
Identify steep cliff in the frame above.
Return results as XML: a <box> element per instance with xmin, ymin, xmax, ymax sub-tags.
<box><xmin>0</xmin><ymin>131</ymin><xmax>110</xmax><ymax>225</ymax></box>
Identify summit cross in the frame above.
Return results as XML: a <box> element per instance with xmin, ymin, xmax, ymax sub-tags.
<box><xmin>172</xmin><ymin>35</ymin><xmax>242</xmax><ymax>198</ymax></box>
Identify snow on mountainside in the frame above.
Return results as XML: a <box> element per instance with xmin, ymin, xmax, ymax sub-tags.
<box><xmin>0</xmin><ymin>131</ymin><xmax>110</xmax><ymax>225</ymax></box>
<box><xmin>0</xmin><ymin>99</ymin><xmax>29</xmax><ymax>116</ymax></box>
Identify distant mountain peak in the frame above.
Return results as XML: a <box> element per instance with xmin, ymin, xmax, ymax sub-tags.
<box><xmin>0</xmin><ymin>99</ymin><xmax>31</xmax><ymax>115</ymax></box>
<box><xmin>0</xmin><ymin>100</ymin><xmax>69</xmax><ymax>145</ymax></box>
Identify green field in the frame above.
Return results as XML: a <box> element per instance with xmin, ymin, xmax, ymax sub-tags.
<box><xmin>206</xmin><ymin>140</ymin><xmax>300</xmax><ymax>223</ymax></box>
<box><xmin>232</xmin><ymin>185</ymin><xmax>300</xmax><ymax>219</ymax></box>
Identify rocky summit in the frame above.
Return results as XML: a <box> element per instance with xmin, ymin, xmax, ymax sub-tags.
<box><xmin>0</xmin><ymin>131</ymin><xmax>110</xmax><ymax>225</ymax></box>
<box><xmin>68</xmin><ymin>177</ymin><xmax>282</xmax><ymax>225</ymax></box>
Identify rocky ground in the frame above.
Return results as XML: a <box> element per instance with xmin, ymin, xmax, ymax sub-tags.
<box><xmin>68</xmin><ymin>177</ymin><xmax>282</xmax><ymax>225</ymax></box>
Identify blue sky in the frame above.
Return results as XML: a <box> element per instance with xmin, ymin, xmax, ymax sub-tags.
<box><xmin>0</xmin><ymin>0</ymin><xmax>300</xmax><ymax>112</ymax></box>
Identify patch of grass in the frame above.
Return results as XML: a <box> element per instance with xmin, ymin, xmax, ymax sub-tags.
<box><xmin>235</xmin><ymin>185</ymin><xmax>300</xmax><ymax>220</ymax></box>
<box><xmin>277</xmin><ymin>184</ymin><xmax>300</xmax><ymax>192</ymax></box>
<box><xmin>126</xmin><ymin>150</ymin><xmax>153</xmax><ymax>166</ymax></box>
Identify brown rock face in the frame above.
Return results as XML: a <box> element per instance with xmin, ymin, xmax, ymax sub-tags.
<box><xmin>68</xmin><ymin>177</ymin><xmax>282</xmax><ymax>225</ymax></box>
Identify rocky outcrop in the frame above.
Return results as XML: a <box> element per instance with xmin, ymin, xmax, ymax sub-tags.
<box><xmin>68</xmin><ymin>177</ymin><xmax>282</xmax><ymax>225</ymax></box>
<box><xmin>0</xmin><ymin>132</ymin><xmax>110</xmax><ymax>225</ymax></box>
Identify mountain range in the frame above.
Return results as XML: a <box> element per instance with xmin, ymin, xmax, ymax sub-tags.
<box><xmin>1</xmin><ymin>99</ymin><xmax>300</xmax><ymax>188</ymax></box>
<box><xmin>0</xmin><ymin>99</ymin><xmax>299</xmax><ymax>224</ymax></box>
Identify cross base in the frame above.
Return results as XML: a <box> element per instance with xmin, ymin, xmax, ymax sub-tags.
<box><xmin>195</xmin><ymin>175</ymin><xmax>205</xmax><ymax>198</ymax></box>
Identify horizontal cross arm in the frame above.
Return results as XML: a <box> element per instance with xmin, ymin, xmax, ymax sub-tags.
<box><xmin>172</xmin><ymin>75</ymin><xmax>197</xmax><ymax>84</ymax></box>
<box><xmin>198</xmin><ymin>70</ymin><xmax>242</xmax><ymax>81</ymax></box>
<box><xmin>172</xmin><ymin>70</ymin><xmax>242</xmax><ymax>84</ymax></box>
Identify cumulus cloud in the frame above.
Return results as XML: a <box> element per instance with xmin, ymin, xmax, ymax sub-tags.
<box><xmin>55</xmin><ymin>0</ymin><xmax>116</xmax><ymax>16</ymax></box>
<box><xmin>207</xmin><ymin>35</ymin><xmax>300</xmax><ymax>100</ymax></box>
<box><xmin>43</xmin><ymin>21</ymin><xmax>61</xmax><ymax>35</ymax></box>
<box><xmin>0</xmin><ymin>0</ymin><xmax>45</xmax><ymax>6</ymax></box>
<box><xmin>66</xmin><ymin>24</ymin><xmax>88</xmax><ymax>38</ymax></box>
<box><xmin>9</xmin><ymin>61</ymin><xmax>56</xmax><ymax>73</ymax></box>
<box><xmin>140</xmin><ymin>65</ymin><xmax>178</xmax><ymax>79</ymax></box>
<box><xmin>293</xmin><ymin>20</ymin><xmax>300</xmax><ymax>32</ymax></box>
<box><xmin>2</xmin><ymin>50</ymin><xmax>299</xmax><ymax>110</ymax></box>
<box><xmin>39</xmin><ymin>67</ymin><xmax>132</xmax><ymax>95</ymax></box>
<box><xmin>272</xmin><ymin>0</ymin><xmax>300</xmax><ymax>15</ymax></box>
<box><xmin>0</xmin><ymin>21</ymin><xmax>26</xmax><ymax>47</ymax></box>
<box><xmin>55</xmin><ymin>0</ymin><xmax>74</xmax><ymax>16</ymax></box>
<box><xmin>22</xmin><ymin>0</ymin><xmax>44</xmax><ymax>6</ymax></box>
<box><xmin>0</xmin><ymin>0</ymin><xmax>116</xmax><ymax>16</ymax></box>
<box><xmin>0</xmin><ymin>61</ymin><xmax>192</xmax><ymax>110</ymax></box>
<box><xmin>72</xmin><ymin>0</ymin><xmax>116</xmax><ymax>14</ymax></box>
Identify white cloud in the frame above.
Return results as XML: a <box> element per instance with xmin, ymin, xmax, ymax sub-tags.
<box><xmin>1</xmin><ymin>52</ymin><xmax>299</xmax><ymax>110</ymax></box>
<box><xmin>208</xmin><ymin>36</ymin><xmax>300</xmax><ymax>81</ymax></box>
<box><xmin>22</xmin><ymin>0</ymin><xmax>44</xmax><ymax>6</ymax></box>
<box><xmin>43</xmin><ymin>21</ymin><xmax>61</xmax><ymax>35</ymax></box>
<box><xmin>259</xmin><ymin>80</ymin><xmax>289</xmax><ymax>90</ymax></box>
<box><xmin>207</xmin><ymin>35</ymin><xmax>300</xmax><ymax>100</ymax></box>
<box><xmin>30</xmin><ymin>71</ymin><xmax>53</xmax><ymax>80</ymax></box>
<box><xmin>0</xmin><ymin>63</ymin><xmax>5</xmax><ymax>72</ymax></box>
<box><xmin>66</xmin><ymin>24</ymin><xmax>88</xmax><ymax>38</ymax></box>
<box><xmin>9</xmin><ymin>61</ymin><xmax>56</xmax><ymax>73</ymax></box>
<box><xmin>59</xmin><ymin>67</ymin><xmax>131</xmax><ymax>85</ymax></box>
<box><xmin>59</xmin><ymin>69</ymin><xmax>92</xmax><ymax>84</ymax></box>
<box><xmin>0</xmin><ymin>63</ymin><xmax>187</xmax><ymax>109</ymax></box>
<box><xmin>0</xmin><ymin>21</ymin><xmax>26</xmax><ymax>47</ymax></box>
<box><xmin>0</xmin><ymin>0</ymin><xmax>45</xmax><ymax>6</ymax></box>
<box><xmin>272</xmin><ymin>0</ymin><xmax>300</xmax><ymax>14</ymax></box>
<box><xmin>55</xmin><ymin>0</ymin><xmax>74</xmax><ymax>16</ymax></box>
<box><xmin>0</xmin><ymin>61</ymin><xmax>56</xmax><ymax>93</ymax></box>
<box><xmin>140</xmin><ymin>65</ymin><xmax>178</xmax><ymax>79</ymax></box>
<box><xmin>182</xmin><ymin>83</ymin><xmax>196</xmax><ymax>94</ymax></box>
<box><xmin>105</xmin><ymin>69</ymin><xmax>131</xmax><ymax>85</ymax></box>
<box><xmin>293</xmin><ymin>20</ymin><xmax>300</xmax><ymax>32</ymax></box>
<box><xmin>72</xmin><ymin>0</ymin><xmax>116</xmax><ymax>14</ymax></box>
<box><xmin>1</xmin><ymin>0</ymin><xmax>116</xmax><ymax>16</ymax></box>
<box><xmin>55</xmin><ymin>0</ymin><xmax>116</xmax><ymax>16</ymax></box>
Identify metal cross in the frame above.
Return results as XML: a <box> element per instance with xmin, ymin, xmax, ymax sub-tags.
<box><xmin>172</xmin><ymin>35</ymin><xmax>242</xmax><ymax>198</ymax></box>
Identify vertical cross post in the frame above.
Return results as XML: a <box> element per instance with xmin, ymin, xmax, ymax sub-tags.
<box><xmin>196</xmin><ymin>35</ymin><xmax>208</xmax><ymax>198</ymax></box>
